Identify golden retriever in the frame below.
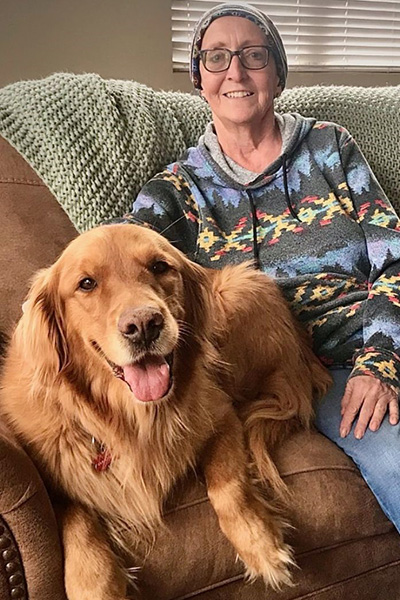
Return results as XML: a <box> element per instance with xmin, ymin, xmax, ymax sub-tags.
<box><xmin>0</xmin><ymin>223</ymin><xmax>331</xmax><ymax>599</ymax></box>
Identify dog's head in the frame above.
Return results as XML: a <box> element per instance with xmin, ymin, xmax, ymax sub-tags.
<box><xmin>18</xmin><ymin>224</ymin><xmax>211</xmax><ymax>405</ymax></box>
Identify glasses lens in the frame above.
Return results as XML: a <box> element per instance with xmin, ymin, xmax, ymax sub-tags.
<box><xmin>203</xmin><ymin>49</ymin><xmax>230</xmax><ymax>72</ymax></box>
<box><xmin>240</xmin><ymin>46</ymin><xmax>269</xmax><ymax>69</ymax></box>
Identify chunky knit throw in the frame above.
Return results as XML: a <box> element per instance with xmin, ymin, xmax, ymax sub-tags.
<box><xmin>0</xmin><ymin>73</ymin><xmax>398</xmax><ymax>231</ymax></box>
<box><xmin>0</xmin><ymin>73</ymin><xmax>210</xmax><ymax>231</ymax></box>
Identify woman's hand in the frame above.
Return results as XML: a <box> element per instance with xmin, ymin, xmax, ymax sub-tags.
<box><xmin>340</xmin><ymin>375</ymin><xmax>399</xmax><ymax>439</ymax></box>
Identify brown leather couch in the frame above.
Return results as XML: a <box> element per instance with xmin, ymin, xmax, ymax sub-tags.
<box><xmin>1</xmin><ymin>87</ymin><xmax>400</xmax><ymax>599</ymax></box>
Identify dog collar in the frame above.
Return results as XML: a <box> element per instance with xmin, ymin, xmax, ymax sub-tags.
<box><xmin>91</xmin><ymin>436</ymin><xmax>112</xmax><ymax>472</ymax></box>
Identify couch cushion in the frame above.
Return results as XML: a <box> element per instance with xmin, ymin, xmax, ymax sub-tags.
<box><xmin>134</xmin><ymin>429</ymin><xmax>395</xmax><ymax>599</ymax></box>
<box><xmin>0</xmin><ymin>136</ymin><xmax>77</xmax><ymax>330</ymax></box>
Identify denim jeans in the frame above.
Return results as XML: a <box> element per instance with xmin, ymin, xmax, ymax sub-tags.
<box><xmin>314</xmin><ymin>367</ymin><xmax>400</xmax><ymax>533</ymax></box>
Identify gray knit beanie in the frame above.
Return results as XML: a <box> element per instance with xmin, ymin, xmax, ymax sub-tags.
<box><xmin>189</xmin><ymin>2</ymin><xmax>288</xmax><ymax>91</ymax></box>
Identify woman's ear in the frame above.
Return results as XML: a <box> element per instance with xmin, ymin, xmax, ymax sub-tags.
<box><xmin>200</xmin><ymin>90</ymin><xmax>208</xmax><ymax>103</ymax></box>
<box><xmin>16</xmin><ymin>265</ymin><xmax>68</xmax><ymax>381</ymax></box>
<box><xmin>274</xmin><ymin>81</ymin><xmax>283</xmax><ymax>99</ymax></box>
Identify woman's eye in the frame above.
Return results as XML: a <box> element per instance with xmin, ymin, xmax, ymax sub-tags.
<box><xmin>78</xmin><ymin>277</ymin><xmax>97</xmax><ymax>291</ymax></box>
<box><xmin>210</xmin><ymin>52</ymin><xmax>223</xmax><ymax>63</ymax></box>
<box><xmin>151</xmin><ymin>261</ymin><xmax>170</xmax><ymax>275</ymax></box>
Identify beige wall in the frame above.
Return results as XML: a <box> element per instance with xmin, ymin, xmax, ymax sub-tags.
<box><xmin>1</xmin><ymin>0</ymin><xmax>400</xmax><ymax>91</ymax></box>
<box><xmin>0</xmin><ymin>0</ymin><xmax>172</xmax><ymax>90</ymax></box>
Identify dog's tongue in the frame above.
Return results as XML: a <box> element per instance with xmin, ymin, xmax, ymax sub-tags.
<box><xmin>122</xmin><ymin>355</ymin><xmax>170</xmax><ymax>402</ymax></box>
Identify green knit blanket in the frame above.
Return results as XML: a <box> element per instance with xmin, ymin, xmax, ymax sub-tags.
<box><xmin>0</xmin><ymin>73</ymin><xmax>210</xmax><ymax>232</ymax></box>
<box><xmin>0</xmin><ymin>73</ymin><xmax>399</xmax><ymax>231</ymax></box>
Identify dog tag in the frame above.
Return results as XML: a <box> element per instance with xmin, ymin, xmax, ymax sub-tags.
<box><xmin>91</xmin><ymin>438</ymin><xmax>112</xmax><ymax>472</ymax></box>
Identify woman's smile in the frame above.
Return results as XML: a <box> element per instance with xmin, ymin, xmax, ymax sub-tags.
<box><xmin>223</xmin><ymin>90</ymin><xmax>254</xmax><ymax>98</ymax></box>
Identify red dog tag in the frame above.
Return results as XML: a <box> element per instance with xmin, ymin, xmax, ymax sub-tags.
<box><xmin>91</xmin><ymin>437</ymin><xmax>112</xmax><ymax>472</ymax></box>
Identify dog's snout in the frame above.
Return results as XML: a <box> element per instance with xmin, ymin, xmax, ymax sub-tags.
<box><xmin>118</xmin><ymin>307</ymin><xmax>164</xmax><ymax>346</ymax></box>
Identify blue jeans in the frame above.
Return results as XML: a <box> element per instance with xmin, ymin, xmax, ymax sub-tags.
<box><xmin>315</xmin><ymin>367</ymin><xmax>400</xmax><ymax>533</ymax></box>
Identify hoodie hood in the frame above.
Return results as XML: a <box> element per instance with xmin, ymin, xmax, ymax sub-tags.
<box><xmin>188</xmin><ymin>113</ymin><xmax>317</xmax><ymax>191</ymax></box>
<box><xmin>178</xmin><ymin>113</ymin><xmax>316</xmax><ymax>259</ymax></box>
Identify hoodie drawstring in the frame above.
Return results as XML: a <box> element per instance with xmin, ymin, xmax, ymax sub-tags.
<box><xmin>248</xmin><ymin>153</ymin><xmax>300</xmax><ymax>269</ymax></box>
<box><xmin>282</xmin><ymin>153</ymin><xmax>300</xmax><ymax>222</ymax></box>
<box><xmin>248</xmin><ymin>191</ymin><xmax>261</xmax><ymax>270</ymax></box>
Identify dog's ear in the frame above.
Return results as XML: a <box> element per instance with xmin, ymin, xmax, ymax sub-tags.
<box><xmin>181</xmin><ymin>258</ymin><xmax>213</xmax><ymax>336</ymax></box>
<box><xmin>16</xmin><ymin>265</ymin><xmax>68</xmax><ymax>380</ymax></box>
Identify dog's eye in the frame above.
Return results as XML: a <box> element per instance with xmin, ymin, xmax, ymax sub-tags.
<box><xmin>78</xmin><ymin>277</ymin><xmax>97</xmax><ymax>292</ymax></box>
<box><xmin>151</xmin><ymin>261</ymin><xmax>169</xmax><ymax>275</ymax></box>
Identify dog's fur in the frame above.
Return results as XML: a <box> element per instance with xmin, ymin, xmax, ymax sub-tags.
<box><xmin>0</xmin><ymin>330</ymin><xmax>7</xmax><ymax>361</ymax></box>
<box><xmin>0</xmin><ymin>224</ymin><xmax>331</xmax><ymax>599</ymax></box>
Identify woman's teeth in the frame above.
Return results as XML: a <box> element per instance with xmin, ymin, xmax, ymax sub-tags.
<box><xmin>225</xmin><ymin>91</ymin><xmax>252</xmax><ymax>98</ymax></box>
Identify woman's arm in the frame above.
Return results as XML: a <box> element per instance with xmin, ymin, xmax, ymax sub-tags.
<box><xmin>116</xmin><ymin>168</ymin><xmax>200</xmax><ymax>259</ymax></box>
<box><xmin>338</xmin><ymin>130</ymin><xmax>400</xmax><ymax>436</ymax></box>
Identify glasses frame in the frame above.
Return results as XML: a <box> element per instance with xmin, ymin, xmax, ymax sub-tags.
<box><xmin>199</xmin><ymin>45</ymin><xmax>270</xmax><ymax>73</ymax></box>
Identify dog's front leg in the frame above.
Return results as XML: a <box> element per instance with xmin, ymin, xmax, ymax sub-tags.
<box><xmin>201</xmin><ymin>410</ymin><xmax>295</xmax><ymax>590</ymax></box>
<box><xmin>58</xmin><ymin>503</ymin><xmax>130</xmax><ymax>600</ymax></box>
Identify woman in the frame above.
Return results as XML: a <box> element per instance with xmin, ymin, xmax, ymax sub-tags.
<box><xmin>123</xmin><ymin>3</ymin><xmax>400</xmax><ymax>530</ymax></box>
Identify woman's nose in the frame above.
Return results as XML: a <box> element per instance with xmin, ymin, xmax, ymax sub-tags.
<box><xmin>226</xmin><ymin>55</ymin><xmax>247</xmax><ymax>80</ymax></box>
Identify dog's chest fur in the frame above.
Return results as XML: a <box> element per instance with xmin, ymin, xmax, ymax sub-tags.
<box><xmin>1</xmin><ymin>349</ymin><xmax>229</xmax><ymax>546</ymax></box>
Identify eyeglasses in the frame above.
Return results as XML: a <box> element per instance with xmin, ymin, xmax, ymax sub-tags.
<box><xmin>199</xmin><ymin>46</ymin><xmax>270</xmax><ymax>73</ymax></box>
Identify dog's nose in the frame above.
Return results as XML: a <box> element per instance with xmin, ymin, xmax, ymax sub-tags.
<box><xmin>118</xmin><ymin>307</ymin><xmax>164</xmax><ymax>346</ymax></box>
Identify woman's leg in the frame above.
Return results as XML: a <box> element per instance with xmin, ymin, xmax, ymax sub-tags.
<box><xmin>315</xmin><ymin>367</ymin><xmax>400</xmax><ymax>533</ymax></box>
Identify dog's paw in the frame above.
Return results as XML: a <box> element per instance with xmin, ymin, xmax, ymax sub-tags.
<box><xmin>242</xmin><ymin>541</ymin><xmax>296</xmax><ymax>590</ymax></box>
<box><xmin>228</xmin><ymin>505</ymin><xmax>296</xmax><ymax>591</ymax></box>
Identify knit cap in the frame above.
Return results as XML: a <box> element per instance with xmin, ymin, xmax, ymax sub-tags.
<box><xmin>189</xmin><ymin>2</ymin><xmax>288</xmax><ymax>91</ymax></box>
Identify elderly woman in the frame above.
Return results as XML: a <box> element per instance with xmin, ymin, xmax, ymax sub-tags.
<box><xmin>123</xmin><ymin>3</ymin><xmax>400</xmax><ymax>531</ymax></box>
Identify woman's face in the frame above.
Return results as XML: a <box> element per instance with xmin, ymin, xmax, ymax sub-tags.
<box><xmin>199</xmin><ymin>16</ymin><xmax>281</xmax><ymax>131</ymax></box>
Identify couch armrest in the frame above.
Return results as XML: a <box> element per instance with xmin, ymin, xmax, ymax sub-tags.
<box><xmin>0</xmin><ymin>421</ymin><xmax>67</xmax><ymax>600</ymax></box>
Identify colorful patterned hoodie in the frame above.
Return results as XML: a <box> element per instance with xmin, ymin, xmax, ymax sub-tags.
<box><xmin>122</xmin><ymin>113</ymin><xmax>400</xmax><ymax>394</ymax></box>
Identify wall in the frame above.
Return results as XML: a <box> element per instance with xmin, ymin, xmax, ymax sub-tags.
<box><xmin>0</xmin><ymin>0</ymin><xmax>172</xmax><ymax>90</ymax></box>
<box><xmin>1</xmin><ymin>0</ymin><xmax>400</xmax><ymax>91</ymax></box>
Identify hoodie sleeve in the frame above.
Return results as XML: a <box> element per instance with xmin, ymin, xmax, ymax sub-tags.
<box><xmin>339</xmin><ymin>129</ymin><xmax>400</xmax><ymax>393</ymax></box>
<box><xmin>114</xmin><ymin>168</ymin><xmax>200</xmax><ymax>259</ymax></box>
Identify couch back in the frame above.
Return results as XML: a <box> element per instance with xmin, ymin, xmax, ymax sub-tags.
<box><xmin>0</xmin><ymin>75</ymin><xmax>399</xmax><ymax>230</ymax></box>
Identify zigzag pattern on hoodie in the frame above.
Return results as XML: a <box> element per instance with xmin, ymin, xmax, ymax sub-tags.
<box><xmin>120</xmin><ymin>115</ymin><xmax>400</xmax><ymax>394</ymax></box>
